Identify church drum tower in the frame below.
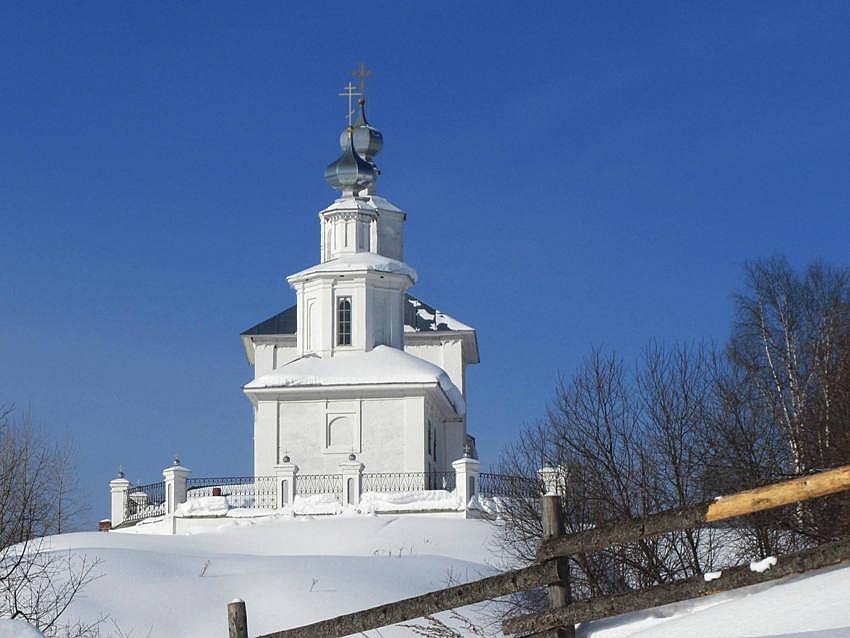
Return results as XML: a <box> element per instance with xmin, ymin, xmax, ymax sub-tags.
<box><xmin>241</xmin><ymin>83</ymin><xmax>479</xmax><ymax>482</ymax></box>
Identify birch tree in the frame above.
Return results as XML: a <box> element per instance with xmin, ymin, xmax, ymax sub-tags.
<box><xmin>729</xmin><ymin>257</ymin><xmax>850</xmax><ymax>475</ymax></box>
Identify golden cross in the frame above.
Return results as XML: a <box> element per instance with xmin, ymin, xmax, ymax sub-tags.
<box><xmin>352</xmin><ymin>62</ymin><xmax>373</xmax><ymax>93</ymax></box>
<box><xmin>338</xmin><ymin>81</ymin><xmax>362</xmax><ymax>127</ymax></box>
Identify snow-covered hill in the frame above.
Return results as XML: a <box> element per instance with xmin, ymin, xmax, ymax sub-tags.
<box><xmin>15</xmin><ymin>514</ymin><xmax>850</xmax><ymax>637</ymax></box>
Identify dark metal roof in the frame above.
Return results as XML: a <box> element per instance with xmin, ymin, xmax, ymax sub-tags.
<box><xmin>241</xmin><ymin>305</ymin><xmax>297</xmax><ymax>336</ymax></box>
<box><xmin>242</xmin><ymin>294</ymin><xmax>458</xmax><ymax>337</ymax></box>
<box><xmin>403</xmin><ymin>294</ymin><xmax>454</xmax><ymax>332</ymax></box>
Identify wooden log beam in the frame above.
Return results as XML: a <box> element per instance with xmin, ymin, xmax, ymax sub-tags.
<box><xmin>538</xmin><ymin>465</ymin><xmax>850</xmax><ymax>562</ymax></box>
<box><xmin>504</xmin><ymin>536</ymin><xmax>850</xmax><ymax>636</ymax></box>
<box><xmin>256</xmin><ymin>560</ymin><xmax>562</xmax><ymax>638</ymax></box>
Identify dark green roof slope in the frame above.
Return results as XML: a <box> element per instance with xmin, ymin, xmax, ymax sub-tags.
<box><xmin>242</xmin><ymin>294</ymin><xmax>460</xmax><ymax>336</ymax></box>
<box><xmin>241</xmin><ymin>305</ymin><xmax>297</xmax><ymax>336</ymax></box>
<box><xmin>403</xmin><ymin>294</ymin><xmax>453</xmax><ymax>332</ymax></box>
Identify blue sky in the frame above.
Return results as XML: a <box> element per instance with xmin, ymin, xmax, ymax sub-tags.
<box><xmin>1</xmin><ymin>2</ymin><xmax>848</xmax><ymax>527</ymax></box>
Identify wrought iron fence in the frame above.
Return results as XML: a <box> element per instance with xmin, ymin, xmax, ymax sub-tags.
<box><xmin>477</xmin><ymin>473</ymin><xmax>542</xmax><ymax>499</ymax></box>
<box><xmin>295</xmin><ymin>473</ymin><xmax>344</xmax><ymax>500</ymax></box>
<box><xmin>186</xmin><ymin>476</ymin><xmax>277</xmax><ymax>509</ymax></box>
<box><xmin>118</xmin><ymin>470</ymin><xmax>543</xmax><ymax>526</ymax></box>
<box><xmin>362</xmin><ymin>471</ymin><xmax>456</xmax><ymax>493</ymax></box>
<box><xmin>126</xmin><ymin>481</ymin><xmax>166</xmax><ymax>523</ymax></box>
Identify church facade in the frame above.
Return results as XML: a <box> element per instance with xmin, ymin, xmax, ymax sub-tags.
<box><xmin>241</xmin><ymin>94</ymin><xmax>479</xmax><ymax>480</ymax></box>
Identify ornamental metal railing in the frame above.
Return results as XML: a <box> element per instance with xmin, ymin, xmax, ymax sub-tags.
<box><xmin>117</xmin><ymin>469</ymin><xmax>543</xmax><ymax>527</ymax></box>
<box><xmin>361</xmin><ymin>471</ymin><xmax>456</xmax><ymax>493</ymax></box>
<box><xmin>477</xmin><ymin>472</ymin><xmax>542</xmax><ymax>499</ymax></box>
<box><xmin>294</xmin><ymin>473</ymin><xmax>344</xmax><ymax>500</ymax></box>
<box><xmin>186</xmin><ymin>476</ymin><xmax>277</xmax><ymax>509</ymax></box>
<box><xmin>125</xmin><ymin>481</ymin><xmax>166</xmax><ymax>523</ymax></box>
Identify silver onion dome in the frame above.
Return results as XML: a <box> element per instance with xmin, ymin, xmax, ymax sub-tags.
<box><xmin>325</xmin><ymin>127</ymin><xmax>376</xmax><ymax>195</ymax></box>
<box><xmin>339</xmin><ymin>98</ymin><xmax>383</xmax><ymax>164</ymax></box>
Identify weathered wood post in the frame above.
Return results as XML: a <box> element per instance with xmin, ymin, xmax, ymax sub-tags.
<box><xmin>228</xmin><ymin>599</ymin><xmax>248</xmax><ymax>638</ymax></box>
<box><xmin>538</xmin><ymin>494</ymin><xmax>574</xmax><ymax>638</ymax></box>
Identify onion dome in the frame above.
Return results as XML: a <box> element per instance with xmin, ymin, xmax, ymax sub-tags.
<box><xmin>324</xmin><ymin>127</ymin><xmax>376</xmax><ymax>195</ymax></box>
<box><xmin>339</xmin><ymin>98</ymin><xmax>383</xmax><ymax>164</ymax></box>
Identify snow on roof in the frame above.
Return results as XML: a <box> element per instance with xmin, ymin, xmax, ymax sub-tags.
<box><xmin>320</xmin><ymin>196</ymin><xmax>377</xmax><ymax>214</ymax></box>
<box><xmin>245</xmin><ymin>345</ymin><xmax>465</xmax><ymax>415</ymax></box>
<box><xmin>404</xmin><ymin>295</ymin><xmax>473</xmax><ymax>332</ymax></box>
<box><xmin>243</xmin><ymin>294</ymin><xmax>471</xmax><ymax>337</ymax></box>
<box><xmin>287</xmin><ymin>252</ymin><xmax>418</xmax><ymax>283</ymax></box>
<box><xmin>320</xmin><ymin>194</ymin><xmax>405</xmax><ymax>216</ymax></box>
<box><xmin>366</xmin><ymin>195</ymin><xmax>404</xmax><ymax>214</ymax></box>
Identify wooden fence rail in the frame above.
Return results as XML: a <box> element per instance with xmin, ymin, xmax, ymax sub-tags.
<box><xmin>537</xmin><ymin>465</ymin><xmax>850</xmax><ymax>562</ymax></box>
<box><xmin>255</xmin><ymin>561</ymin><xmax>562</xmax><ymax>638</ymax></box>
<box><xmin>228</xmin><ymin>464</ymin><xmax>850</xmax><ymax>638</ymax></box>
<box><xmin>504</xmin><ymin>536</ymin><xmax>850</xmax><ymax>636</ymax></box>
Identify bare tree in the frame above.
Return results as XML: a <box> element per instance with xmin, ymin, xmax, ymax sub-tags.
<box><xmin>729</xmin><ymin>257</ymin><xmax>850</xmax><ymax>539</ymax></box>
<box><xmin>496</xmin><ymin>345</ymin><xmax>722</xmax><ymax>600</ymax></box>
<box><xmin>0</xmin><ymin>405</ymin><xmax>99</xmax><ymax>636</ymax></box>
<box><xmin>476</xmin><ymin>256</ymin><xmax>849</xmax><ymax>638</ymax></box>
<box><xmin>493</xmin><ymin>256</ymin><xmax>850</xmax><ymax>623</ymax></box>
<box><xmin>729</xmin><ymin>258</ymin><xmax>850</xmax><ymax>472</ymax></box>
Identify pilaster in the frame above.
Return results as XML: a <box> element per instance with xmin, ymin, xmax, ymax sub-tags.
<box><xmin>274</xmin><ymin>459</ymin><xmax>298</xmax><ymax>508</ymax></box>
<box><xmin>109</xmin><ymin>473</ymin><xmax>131</xmax><ymax>528</ymax></box>
<box><xmin>452</xmin><ymin>455</ymin><xmax>481</xmax><ymax>516</ymax></box>
<box><xmin>162</xmin><ymin>460</ymin><xmax>191</xmax><ymax>515</ymax></box>
<box><xmin>340</xmin><ymin>455</ymin><xmax>364</xmax><ymax>507</ymax></box>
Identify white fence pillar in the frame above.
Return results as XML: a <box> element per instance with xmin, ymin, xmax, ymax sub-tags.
<box><xmin>274</xmin><ymin>458</ymin><xmax>298</xmax><ymax>509</ymax></box>
<box><xmin>452</xmin><ymin>455</ymin><xmax>480</xmax><ymax>515</ymax></box>
<box><xmin>163</xmin><ymin>459</ymin><xmax>191</xmax><ymax>515</ymax></box>
<box><xmin>109</xmin><ymin>472</ymin><xmax>131</xmax><ymax>528</ymax></box>
<box><xmin>537</xmin><ymin>465</ymin><xmax>566</xmax><ymax>496</ymax></box>
<box><xmin>340</xmin><ymin>455</ymin><xmax>364</xmax><ymax>507</ymax></box>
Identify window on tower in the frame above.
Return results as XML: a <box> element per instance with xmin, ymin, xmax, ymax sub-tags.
<box><xmin>337</xmin><ymin>297</ymin><xmax>352</xmax><ymax>346</ymax></box>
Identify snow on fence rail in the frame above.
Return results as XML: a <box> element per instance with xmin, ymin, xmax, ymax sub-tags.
<box><xmin>228</xmin><ymin>464</ymin><xmax>850</xmax><ymax>638</ymax></box>
<box><xmin>125</xmin><ymin>481</ymin><xmax>166</xmax><ymax>523</ymax></box>
<box><xmin>187</xmin><ymin>476</ymin><xmax>277</xmax><ymax>509</ymax></box>
<box><xmin>110</xmin><ymin>458</ymin><xmax>547</xmax><ymax>527</ymax></box>
<box><xmin>294</xmin><ymin>473</ymin><xmax>344</xmax><ymax>500</ymax></box>
<box><xmin>361</xmin><ymin>471</ymin><xmax>456</xmax><ymax>493</ymax></box>
<box><xmin>478</xmin><ymin>472</ymin><xmax>540</xmax><ymax>498</ymax></box>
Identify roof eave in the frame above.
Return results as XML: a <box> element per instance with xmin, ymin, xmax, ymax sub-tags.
<box><xmin>242</xmin><ymin>380</ymin><xmax>463</xmax><ymax>418</ymax></box>
<box><xmin>403</xmin><ymin>329</ymin><xmax>480</xmax><ymax>365</ymax></box>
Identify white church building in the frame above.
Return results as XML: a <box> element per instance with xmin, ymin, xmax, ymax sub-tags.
<box><xmin>240</xmin><ymin>94</ymin><xmax>479</xmax><ymax>481</ymax></box>
<box><xmin>106</xmin><ymin>82</ymin><xmax>542</xmax><ymax>530</ymax></box>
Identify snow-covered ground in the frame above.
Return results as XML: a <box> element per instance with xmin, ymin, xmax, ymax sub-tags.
<box><xmin>13</xmin><ymin>513</ymin><xmax>850</xmax><ymax>637</ymax></box>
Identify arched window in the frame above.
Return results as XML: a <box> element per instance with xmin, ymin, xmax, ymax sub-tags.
<box><xmin>337</xmin><ymin>297</ymin><xmax>352</xmax><ymax>346</ymax></box>
<box><xmin>306</xmin><ymin>301</ymin><xmax>315</xmax><ymax>352</ymax></box>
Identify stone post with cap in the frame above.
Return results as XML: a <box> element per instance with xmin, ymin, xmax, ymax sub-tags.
<box><xmin>109</xmin><ymin>470</ymin><xmax>131</xmax><ymax>528</ymax></box>
<box><xmin>274</xmin><ymin>455</ymin><xmax>298</xmax><ymax>509</ymax></box>
<box><xmin>162</xmin><ymin>456</ymin><xmax>191</xmax><ymax>515</ymax></box>
<box><xmin>340</xmin><ymin>453</ymin><xmax>364</xmax><ymax>507</ymax></box>
<box><xmin>452</xmin><ymin>444</ymin><xmax>481</xmax><ymax>517</ymax></box>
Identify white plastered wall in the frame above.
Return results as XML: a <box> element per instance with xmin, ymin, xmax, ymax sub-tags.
<box><xmin>252</xmin><ymin>392</ymin><xmax>431</xmax><ymax>476</ymax></box>
<box><xmin>250</xmin><ymin>340</ymin><xmax>298</xmax><ymax>378</ymax></box>
<box><xmin>404</xmin><ymin>337</ymin><xmax>465</xmax><ymax>395</ymax></box>
<box><xmin>424</xmin><ymin>392</ymin><xmax>467</xmax><ymax>473</ymax></box>
<box><xmin>253</xmin><ymin>400</ymin><xmax>279</xmax><ymax>477</ymax></box>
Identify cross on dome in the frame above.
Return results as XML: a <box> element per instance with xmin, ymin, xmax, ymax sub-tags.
<box><xmin>326</xmin><ymin>66</ymin><xmax>383</xmax><ymax>195</ymax></box>
<box><xmin>338</xmin><ymin>81</ymin><xmax>361</xmax><ymax>127</ymax></box>
<box><xmin>352</xmin><ymin>62</ymin><xmax>373</xmax><ymax>93</ymax></box>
